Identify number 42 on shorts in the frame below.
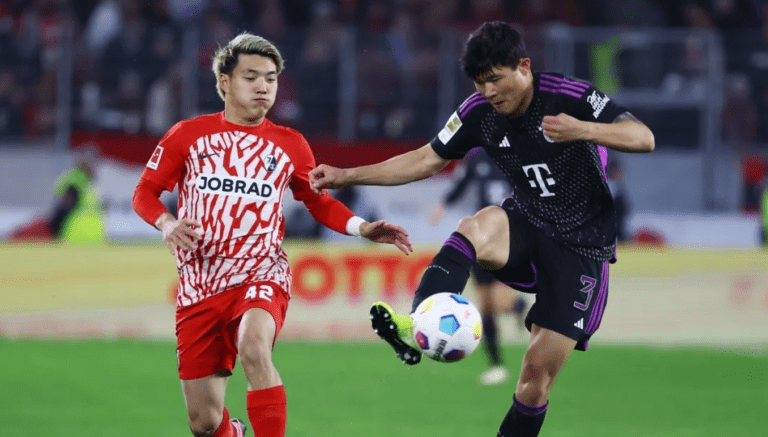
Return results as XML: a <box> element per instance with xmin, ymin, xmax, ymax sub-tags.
<box><xmin>245</xmin><ymin>284</ymin><xmax>274</xmax><ymax>301</ymax></box>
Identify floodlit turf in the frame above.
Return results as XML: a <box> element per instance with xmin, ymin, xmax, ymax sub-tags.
<box><xmin>1</xmin><ymin>340</ymin><xmax>766</xmax><ymax>436</ymax></box>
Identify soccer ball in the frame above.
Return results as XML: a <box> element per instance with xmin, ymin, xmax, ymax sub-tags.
<box><xmin>412</xmin><ymin>293</ymin><xmax>482</xmax><ymax>362</ymax></box>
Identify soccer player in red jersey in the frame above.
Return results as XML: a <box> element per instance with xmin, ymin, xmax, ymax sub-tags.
<box><xmin>132</xmin><ymin>33</ymin><xmax>412</xmax><ymax>437</ymax></box>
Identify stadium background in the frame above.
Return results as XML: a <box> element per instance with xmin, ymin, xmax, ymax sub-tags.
<box><xmin>1</xmin><ymin>0</ymin><xmax>767</xmax><ymax>436</ymax></box>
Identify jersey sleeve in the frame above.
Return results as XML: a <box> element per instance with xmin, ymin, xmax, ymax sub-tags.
<box><xmin>429</xmin><ymin>95</ymin><xmax>485</xmax><ymax>160</ymax></box>
<box><xmin>288</xmin><ymin>134</ymin><xmax>355</xmax><ymax>234</ymax></box>
<box><xmin>443</xmin><ymin>155</ymin><xmax>476</xmax><ymax>206</ymax></box>
<box><xmin>561</xmin><ymin>84</ymin><xmax>628</xmax><ymax>123</ymax></box>
<box><xmin>132</xmin><ymin>178</ymin><xmax>169</xmax><ymax>227</ymax></box>
<box><xmin>139</xmin><ymin>121</ymin><xmax>188</xmax><ymax>192</ymax></box>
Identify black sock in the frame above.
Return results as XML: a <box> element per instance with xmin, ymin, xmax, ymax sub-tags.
<box><xmin>482</xmin><ymin>315</ymin><xmax>502</xmax><ymax>366</ymax></box>
<box><xmin>410</xmin><ymin>232</ymin><xmax>476</xmax><ymax>313</ymax></box>
<box><xmin>497</xmin><ymin>396</ymin><xmax>548</xmax><ymax>437</ymax></box>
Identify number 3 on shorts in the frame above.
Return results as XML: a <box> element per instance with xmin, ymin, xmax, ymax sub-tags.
<box><xmin>245</xmin><ymin>284</ymin><xmax>273</xmax><ymax>302</ymax></box>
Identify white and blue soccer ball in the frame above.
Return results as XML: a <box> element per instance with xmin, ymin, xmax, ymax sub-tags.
<box><xmin>411</xmin><ymin>293</ymin><xmax>482</xmax><ymax>363</ymax></box>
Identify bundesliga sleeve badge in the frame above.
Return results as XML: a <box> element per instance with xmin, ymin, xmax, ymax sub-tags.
<box><xmin>147</xmin><ymin>145</ymin><xmax>164</xmax><ymax>170</ymax></box>
<box><xmin>438</xmin><ymin>112</ymin><xmax>462</xmax><ymax>145</ymax></box>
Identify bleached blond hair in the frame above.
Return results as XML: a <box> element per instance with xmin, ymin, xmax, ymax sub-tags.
<box><xmin>211</xmin><ymin>32</ymin><xmax>284</xmax><ymax>101</ymax></box>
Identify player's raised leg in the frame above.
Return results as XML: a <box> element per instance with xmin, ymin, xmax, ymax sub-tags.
<box><xmin>182</xmin><ymin>374</ymin><xmax>243</xmax><ymax>437</ymax></box>
<box><xmin>414</xmin><ymin>206</ymin><xmax>511</xmax><ymax>311</ymax></box>
<box><xmin>238</xmin><ymin>308</ymin><xmax>286</xmax><ymax>437</ymax></box>
<box><xmin>497</xmin><ymin>325</ymin><xmax>576</xmax><ymax>437</ymax></box>
<box><xmin>370</xmin><ymin>206</ymin><xmax>511</xmax><ymax>364</ymax></box>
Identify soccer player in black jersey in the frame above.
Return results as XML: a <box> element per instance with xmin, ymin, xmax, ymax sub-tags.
<box><xmin>429</xmin><ymin>147</ymin><xmax>528</xmax><ymax>386</ymax></box>
<box><xmin>309</xmin><ymin>21</ymin><xmax>654</xmax><ymax>437</ymax></box>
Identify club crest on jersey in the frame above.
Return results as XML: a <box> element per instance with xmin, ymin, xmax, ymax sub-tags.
<box><xmin>195</xmin><ymin>173</ymin><xmax>277</xmax><ymax>203</ymax></box>
<box><xmin>537</xmin><ymin>126</ymin><xmax>555</xmax><ymax>143</ymax></box>
<box><xmin>264</xmin><ymin>155</ymin><xmax>277</xmax><ymax>172</ymax></box>
<box><xmin>586</xmin><ymin>90</ymin><xmax>610</xmax><ymax>118</ymax></box>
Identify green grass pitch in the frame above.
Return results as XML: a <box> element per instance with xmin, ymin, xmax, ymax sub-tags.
<box><xmin>1</xmin><ymin>340</ymin><xmax>766</xmax><ymax>436</ymax></box>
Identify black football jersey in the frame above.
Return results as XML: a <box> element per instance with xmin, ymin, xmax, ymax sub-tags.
<box><xmin>430</xmin><ymin>72</ymin><xmax>628</xmax><ymax>262</ymax></box>
<box><xmin>443</xmin><ymin>148</ymin><xmax>511</xmax><ymax>210</ymax></box>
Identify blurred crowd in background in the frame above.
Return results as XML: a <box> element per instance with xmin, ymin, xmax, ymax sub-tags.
<box><xmin>0</xmin><ymin>0</ymin><xmax>766</xmax><ymax>146</ymax></box>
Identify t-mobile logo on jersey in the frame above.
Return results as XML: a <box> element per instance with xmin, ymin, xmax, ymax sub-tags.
<box><xmin>522</xmin><ymin>164</ymin><xmax>556</xmax><ymax>197</ymax></box>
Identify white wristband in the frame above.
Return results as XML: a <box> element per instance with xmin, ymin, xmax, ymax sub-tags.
<box><xmin>346</xmin><ymin>216</ymin><xmax>365</xmax><ymax>237</ymax></box>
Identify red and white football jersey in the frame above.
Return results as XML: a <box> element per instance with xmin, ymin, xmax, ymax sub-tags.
<box><xmin>139</xmin><ymin>112</ymin><xmax>350</xmax><ymax>307</ymax></box>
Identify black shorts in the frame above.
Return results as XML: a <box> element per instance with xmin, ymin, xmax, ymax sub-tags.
<box><xmin>488</xmin><ymin>202</ymin><xmax>610</xmax><ymax>351</ymax></box>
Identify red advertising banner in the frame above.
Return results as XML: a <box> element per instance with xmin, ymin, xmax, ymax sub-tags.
<box><xmin>287</xmin><ymin>245</ymin><xmax>435</xmax><ymax>304</ymax></box>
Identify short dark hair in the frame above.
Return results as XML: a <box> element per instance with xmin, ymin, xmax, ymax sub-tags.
<box><xmin>460</xmin><ymin>21</ymin><xmax>528</xmax><ymax>81</ymax></box>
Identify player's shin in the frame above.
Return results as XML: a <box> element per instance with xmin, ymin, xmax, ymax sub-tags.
<box><xmin>246</xmin><ymin>385</ymin><xmax>287</xmax><ymax>437</ymax></box>
<box><xmin>497</xmin><ymin>396</ymin><xmax>548</xmax><ymax>437</ymax></box>
<box><xmin>411</xmin><ymin>232</ymin><xmax>476</xmax><ymax>313</ymax></box>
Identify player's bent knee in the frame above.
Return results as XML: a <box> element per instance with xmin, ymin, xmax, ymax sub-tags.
<box><xmin>516</xmin><ymin>361</ymin><xmax>556</xmax><ymax>403</ymax></box>
<box><xmin>455</xmin><ymin>209</ymin><xmax>487</xmax><ymax>237</ymax></box>
<box><xmin>454</xmin><ymin>217</ymin><xmax>475</xmax><ymax>241</ymax></box>
<box><xmin>238</xmin><ymin>308</ymin><xmax>277</xmax><ymax>365</ymax></box>
<box><xmin>188</xmin><ymin>409</ymin><xmax>222</xmax><ymax>437</ymax></box>
<box><xmin>189</xmin><ymin>424</ymin><xmax>218</xmax><ymax>437</ymax></box>
<box><xmin>524</xmin><ymin>351</ymin><xmax>561</xmax><ymax>377</ymax></box>
<box><xmin>238</xmin><ymin>338</ymin><xmax>273</xmax><ymax>372</ymax></box>
<box><xmin>239</xmin><ymin>340</ymin><xmax>271</xmax><ymax>361</ymax></box>
<box><xmin>456</xmin><ymin>206</ymin><xmax>509</xmax><ymax>265</ymax></box>
<box><xmin>520</xmin><ymin>360</ymin><xmax>554</xmax><ymax>384</ymax></box>
<box><xmin>456</xmin><ymin>207</ymin><xmax>505</xmax><ymax>241</ymax></box>
<box><xmin>515</xmin><ymin>379</ymin><xmax>550</xmax><ymax>405</ymax></box>
<box><xmin>518</xmin><ymin>352</ymin><xmax>562</xmax><ymax>396</ymax></box>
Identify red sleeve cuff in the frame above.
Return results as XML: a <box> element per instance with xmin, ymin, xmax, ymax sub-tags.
<box><xmin>302</xmin><ymin>193</ymin><xmax>355</xmax><ymax>235</ymax></box>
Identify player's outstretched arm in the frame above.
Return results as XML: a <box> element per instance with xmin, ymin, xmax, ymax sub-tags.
<box><xmin>542</xmin><ymin>112</ymin><xmax>655</xmax><ymax>153</ymax></box>
<box><xmin>359</xmin><ymin>220</ymin><xmax>413</xmax><ymax>255</ymax></box>
<box><xmin>309</xmin><ymin>144</ymin><xmax>451</xmax><ymax>194</ymax></box>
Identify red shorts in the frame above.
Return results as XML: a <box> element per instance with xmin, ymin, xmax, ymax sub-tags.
<box><xmin>175</xmin><ymin>281</ymin><xmax>290</xmax><ymax>380</ymax></box>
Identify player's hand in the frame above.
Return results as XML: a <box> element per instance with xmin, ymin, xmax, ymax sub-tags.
<box><xmin>428</xmin><ymin>202</ymin><xmax>446</xmax><ymax>225</ymax></box>
<box><xmin>309</xmin><ymin>164</ymin><xmax>348</xmax><ymax>195</ymax></box>
<box><xmin>158</xmin><ymin>216</ymin><xmax>202</xmax><ymax>255</ymax></box>
<box><xmin>542</xmin><ymin>113</ymin><xmax>590</xmax><ymax>143</ymax></box>
<box><xmin>359</xmin><ymin>220</ymin><xmax>413</xmax><ymax>255</ymax></box>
